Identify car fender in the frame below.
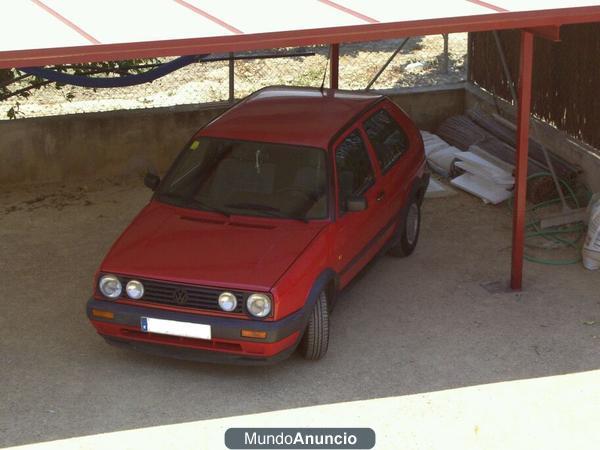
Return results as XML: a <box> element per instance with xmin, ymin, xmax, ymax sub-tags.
<box><xmin>288</xmin><ymin>268</ymin><xmax>338</xmax><ymax>343</ymax></box>
<box><xmin>390</xmin><ymin>171</ymin><xmax>430</xmax><ymax>245</ymax></box>
<box><xmin>307</xmin><ymin>268</ymin><xmax>339</xmax><ymax>314</ymax></box>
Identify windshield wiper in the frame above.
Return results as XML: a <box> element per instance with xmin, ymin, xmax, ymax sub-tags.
<box><xmin>160</xmin><ymin>193</ymin><xmax>230</xmax><ymax>217</ymax></box>
<box><xmin>225</xmin><ymin>202</ymin><xmax>308</xmax><ymax>223</ymax></box>
<box><xmin>190</xmin><ymin>199</ymin><xmax>230</xmax><ymax>217</ymax></box>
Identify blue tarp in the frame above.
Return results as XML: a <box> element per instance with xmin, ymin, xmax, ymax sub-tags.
<box><xmin>22</xmin><ymin>55</ymin><xmax>208</xmax><ymax>88</ymax></box>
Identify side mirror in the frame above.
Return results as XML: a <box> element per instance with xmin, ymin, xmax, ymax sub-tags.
<box><xmin>144</xmin><ymin>172</ymin><xmax>160</xmax><ymax>191</ymax></box>
<box><xmin>346</xmin><ymin>195</ymin><xmax>367</xmax><ymax>212</ymax></box>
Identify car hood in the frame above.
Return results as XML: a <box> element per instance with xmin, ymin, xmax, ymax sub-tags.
<box><xmin>101</xmin><ymin>201</ymin><xmax>327</xmax><ymax>290</ymax></box>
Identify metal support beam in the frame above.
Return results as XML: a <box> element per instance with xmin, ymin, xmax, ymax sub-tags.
<box><xmin>441</xmin><ymin>34</ymin><xmax>450</xmax><ymax>74</ymax></box>
<box><xmin>228</xmin><ymin>52</ymin><xmax>235</xmax><ymax>104</ymax></box>
<box><xmin>366</xmin><ymin>37</ymin><xmax>410</xmax><ymax>90</ymax></box>
<box><xmin>330</xmin><ymin>43</ymin><xmax>339</xmax><ymax>89</ymax></box>
<box><xmin>511</xmin><ymin>31</ymin><xmax>534</xmax><ymax>291</ymax></box>
<box><xmin>524</xmin><ymin>26</ymin><xmax>561</xmax><ymax>42</ymax></box>
<box><xmin>494</xmin><ymin>30</ymin><xmax>570</xmax><ymax>219</ymax></box>
<box><xmin>466</xmin><ymin>32</ymin><xmax>473</xmax><ymax>81</ymax></box>
<box><xmin>492</xmin><ymin>31</ymin><xmax>518</xmax><ymax>103</ymax></box>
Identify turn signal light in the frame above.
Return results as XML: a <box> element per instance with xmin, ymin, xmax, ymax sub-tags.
<box><xmin>241</xmin><ymin>329</ymin><xmax>267</xmax><ymax>339</ymax></box>
<box><xmin>92</xmin><ymin>309</ymin><xmax>114</xmax><ymax>320</ymax></box>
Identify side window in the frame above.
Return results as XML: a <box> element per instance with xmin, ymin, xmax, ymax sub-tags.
<box><xmin>364</xmin><ymin>109</ymin><xmax>409</xmax><ymax>172</ymax></box>
<box><xmin>335</xmin><ymin>130</ymin><xmax>375</xmax><ymax>213</ymax></box>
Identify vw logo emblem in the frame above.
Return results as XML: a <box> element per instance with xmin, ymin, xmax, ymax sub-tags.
<box><xmin>173</xmin><ymin>289</ymin><xmax>188</xmax><ymax>305</ymax></box>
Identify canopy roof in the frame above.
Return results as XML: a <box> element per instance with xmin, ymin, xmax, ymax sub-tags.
<box><xmin>2</xmin><ymin>0</ymin><xmax>600</xmax><ymax>69</ymax></box>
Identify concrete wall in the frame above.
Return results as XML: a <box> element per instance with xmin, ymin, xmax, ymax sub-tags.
<box><xmin>0</xmin><ymin>85</ymin><xmax>466</xmax><ymax>187</ymax></box>
<box><xmin>0</xmin><ymin>103</ymin><xmax>227</xmax><ymax>187</ymax></box>
<box><xmin>2</xmin><ymin>83</ymin><xmax>598</xmax><ymax>190</ymax></box>
<box><xmin>385</xmin><ymin>83</ymin><xmax>465</xmax><ymax>132</ymax></box>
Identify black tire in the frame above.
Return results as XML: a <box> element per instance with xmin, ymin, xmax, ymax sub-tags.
<box><xmin>388</xmin><ymin>198</ymin><xmax>421</xmax><ymax>257</ymax></box>
<box><xmin>298</xmin><ymin>290</ymin><xmax>330</xmax><ymax>360</ymax></box>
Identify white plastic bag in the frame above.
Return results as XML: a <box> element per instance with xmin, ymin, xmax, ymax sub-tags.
<box><xmin>420</xmin><ymin>131</ymin><xmax>461</xmax><ymax>178</ymax></box>
<box><xmin>582</xmin><ymin>193</ymin><xmax>600</xmax><ymax>270</ymax></box>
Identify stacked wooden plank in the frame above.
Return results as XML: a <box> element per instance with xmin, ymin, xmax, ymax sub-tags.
<box><xmin>433</xmin><ymin>109</ymin><xmax>581</xmax><ymax>203</ymax></box>
<box><xmin>420</xmin><ymin>130</ymin><xmax>514</xmax><ymax>204</ymax></box>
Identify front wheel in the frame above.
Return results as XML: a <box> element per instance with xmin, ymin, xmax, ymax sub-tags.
<box><xmin>388</xmin><ymin>199</ymin><xmax>421</xmax><ymax>257</ymax></box>
<box><xmin>298</xmin><ymin>290</ymin><xmax>330</xmax><ymax>360</ymax></box>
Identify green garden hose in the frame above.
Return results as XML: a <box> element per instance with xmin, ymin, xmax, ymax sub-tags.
<box><xmin>508</xmin><ymin>172</ymin><xmax>589</xmax><ymax>265</ymax></box>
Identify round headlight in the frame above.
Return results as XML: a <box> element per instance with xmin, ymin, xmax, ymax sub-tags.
<box><xmin>246</xmin><ymin>293</ymin><xmax>272</xmax><ymax>318</ymax></box>
<box><xmin>99</xmin><ymin>275</ymin><xmax>122</xmax><ymax>299</ymax></box>
<box><xmin>218</xmin><ymin>292</ymin><xmax>238</xmax><ymax>312</ymax></box>
<box><xmin>126</xmin><ymin>280</ymin><xmax>144</xmax><ymax>299</ymax></box>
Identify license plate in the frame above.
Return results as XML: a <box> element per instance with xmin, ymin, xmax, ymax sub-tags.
<box><xmin>140</xmin><ymin>317</ymin><xmax>211</xmax><ymax>340</ymax></box>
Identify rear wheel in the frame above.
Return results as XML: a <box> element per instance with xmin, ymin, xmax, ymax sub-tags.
<box><xmin>388</xmin><ymin>198</ymin><xmax>421</xmax><ymax>257</ymax></box>
<box><xmin>298</xmin><ymin>290</ymin><xmax>330</xmax><ymax>360</ymax></box>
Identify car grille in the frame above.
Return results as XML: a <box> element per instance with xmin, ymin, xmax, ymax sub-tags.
<box><xmin>119</xmin><ymin>277</ymin><xmax>246</xmax><ymax>314</ymax></box>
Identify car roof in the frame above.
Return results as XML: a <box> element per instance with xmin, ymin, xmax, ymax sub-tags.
<box><xmin>199</xmin><ymin>86</ymin><xmax>383</xmax><ymax>148</ymax></box>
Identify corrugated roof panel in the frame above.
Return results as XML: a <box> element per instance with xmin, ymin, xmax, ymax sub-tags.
<box><xmin>40</xmin><ymin>0</ymin><xmax>233</xmax><ymax>44</ymax></box>
<box><xmin>185</xmin><ymin>0</ymin><xmax>366</xmax><ymax>34</ymax></box>
<box><xmin>1</xmin><ymin>0</ymin><xmax>599</xmax><ymax>68</ymax></box>
<box><xmin>493</xmin><ymin>0</ymin><xmax>599</xmax><ymax>10</ymax></box>
<box><xmin>333</xmin><ymin>0</ymin><xmax>496</xmax><ymax>22</ymax></box>
<box><xmin>0</xmin><ymin>1</ymin><xmax>89</xmax><ymax>51</ymax></box>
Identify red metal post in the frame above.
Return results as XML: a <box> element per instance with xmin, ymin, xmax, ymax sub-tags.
<box><xmin>330</xmin><ymin>43</ymin><xmax>340</xmax><ymax>89</ymax></box>
<box><xmin>511</xmin><ymin>31</ymin><xmax>534</xmax><ymax>290</ymax></box>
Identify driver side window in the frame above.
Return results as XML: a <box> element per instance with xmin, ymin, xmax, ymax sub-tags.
<box><xmin>335</xmin><ymin>130</ymin><xmax>374</xmax><ymax>214</ymax></box>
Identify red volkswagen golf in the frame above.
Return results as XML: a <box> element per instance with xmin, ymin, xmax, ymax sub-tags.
<box><xmin>87</xmin><ymin>86</ymin><xmax>429</xmax><ymax>364</ymax></box>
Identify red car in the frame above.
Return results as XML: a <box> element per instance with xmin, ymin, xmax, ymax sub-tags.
<box><xmin>87</xmin><ymin>86</ymin><xmax>429</xmax><ymax>364</ymax></box>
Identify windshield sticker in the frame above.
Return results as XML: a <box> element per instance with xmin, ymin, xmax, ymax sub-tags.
<box><xmin>189</xmin><ymin>140</ymin><xmax>200</xmax><ymax>150</ymax></box>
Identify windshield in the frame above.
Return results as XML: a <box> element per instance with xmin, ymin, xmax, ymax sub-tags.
<box><xmin>157</xmin><ymin>137</ymin><xmax>329</xmax><ymax>221</ymax></box>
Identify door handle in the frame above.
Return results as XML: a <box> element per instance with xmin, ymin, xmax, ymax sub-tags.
<box><xmin>376</xmin><ymin>191</ymin><xmax>385</xmax><ymax>202</ymax></box>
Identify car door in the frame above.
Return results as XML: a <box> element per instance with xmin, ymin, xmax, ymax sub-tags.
<box><xmin>362</xmin><ymin>104</ymin><xmax>415</xmax><ymax>229</ymax></box>
<box><xmin>332</xmin><ymin>126</ymin><xmax>385</xmax><ymax>287</ymax></box>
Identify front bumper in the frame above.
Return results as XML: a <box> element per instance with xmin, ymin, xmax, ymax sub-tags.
<box><xmin>87</xmin><ymin>297</ymin><xmax>307</xmax><ymax>365</ymax></box>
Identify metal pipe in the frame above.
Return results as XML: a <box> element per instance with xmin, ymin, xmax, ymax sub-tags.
<box><xmin>330</xmin><ymin>44</ymin><xmax>339</xmax><ymax>89</ymax></box>
<box><xmin>210</xmin><ymin>51</ymin><xmax>316</xmax><ymax>62</ymax></box>
<box><xmin>511</xmin><ymin>31</ymin><xmax>534</xmax><ymax>291</ymax></box>
<box><xmin>493</xmin><ymin>31</ymin><xmax>518</xmax><ymax>103</ymax></box>
<box><xmin>441</xmin><ymin>34</ymin><xmax>449</xmax><ymax>74</ymax></box>
<box><xmin>228</xmin><ymin>52</ymin><xmax>235</xmax><ymax>104</ymax></box>
<box><xmin>466</xmin><ymin>32</ymin><xmax>472</xmax><ymax>81</ymax></box>
<box><xmin>493</xmin><ymin>31</ymin><xmax>568</xmax><ymax>211</ymax></box>
<box><xmin>365</xmin><ymin>37</ymin><xmax>410</xmax><ymax>90</ymax></box>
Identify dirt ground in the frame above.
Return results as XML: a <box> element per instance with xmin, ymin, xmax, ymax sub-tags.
<box><xmin>1</xmin><ymin>176</ymin><xmax>599</xmax><ymax>447</ymax></box>
<box><xmin>0</xmin><ymin>35</ymin><xmax>467</xmax><ymax>119</ymax></box>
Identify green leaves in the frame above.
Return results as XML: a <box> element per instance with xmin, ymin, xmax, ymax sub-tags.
<box><xmin>7</xmin><ymin>102</ymin><xmax>21</xmax><ymax>120</ymax></box>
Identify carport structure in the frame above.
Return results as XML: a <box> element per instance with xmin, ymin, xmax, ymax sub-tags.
<box><xmin>2</xmin><ymin>0</ymin><xmax>600</xmax><ymax>289</ymax></box>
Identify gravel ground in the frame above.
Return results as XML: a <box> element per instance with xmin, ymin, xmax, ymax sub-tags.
<box><xmin>0</xmin><ymin>35</ymin><xmax>467</xmax><ymax>119</ymax></box>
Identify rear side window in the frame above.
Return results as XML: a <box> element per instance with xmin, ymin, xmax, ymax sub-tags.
<box><xmin>335</xmin><ymin>130</ymin><xmax>374</xmax><ymax>213</ymax></box>
<box><xmin>364</xmin><ymin>109</ymin><xmax>409</xmax><ymax>172</ymax></box>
